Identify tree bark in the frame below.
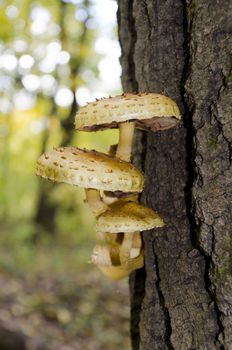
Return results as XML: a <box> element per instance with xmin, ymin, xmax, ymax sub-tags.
<box><xmin>117</xmin><ymin>1</ymin><xmax>232</xmax><ymax>349</ymax></box>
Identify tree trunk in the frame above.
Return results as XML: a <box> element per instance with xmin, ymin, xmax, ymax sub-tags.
<box><xmin>117</xmin><ymin>1</ymin><xmax>232</xmax><ymax>349</ymax></box>
<box><xmin>33</xmin><ymin>1</ymin><xmax>88</xmax><ymax>240</ymax></box>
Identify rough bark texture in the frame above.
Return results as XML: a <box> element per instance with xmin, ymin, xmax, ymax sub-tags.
<box><xmin>117</xmin><ymin>0</ymin><xmax>232</xmax><ymax>349</ymax></box>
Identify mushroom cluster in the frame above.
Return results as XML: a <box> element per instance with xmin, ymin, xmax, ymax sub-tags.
<box><xmin>36</xmin><ymin>93</ymin><xmax>180</xmax><ymax>280</ymax></box>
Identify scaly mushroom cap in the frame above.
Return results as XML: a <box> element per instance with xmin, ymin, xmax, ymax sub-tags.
<box><xmin>36</xmin><ymin>147</ymin><xmax>144</xmax><ymax>193</ymax></box>
<box><xmin>75</xmin><ymin>93</ymin><xmax>181</xmax><ymax>132</ymax></box>
<box><xmin>96</xmin><ymin>201</ymin><xmax>164</xmax><ymax>233</ymax></box>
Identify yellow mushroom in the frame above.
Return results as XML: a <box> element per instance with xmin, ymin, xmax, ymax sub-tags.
<box><xmin>75</xmin><ymin>93</ymin><xmax>181</xmax><ymax>161</ymax></box>
<box><xmin>96</xmin><ymin>231</ymin><xmax>141</xmax><ymax>262</ymax></box>
<box><xmin>35</xmin><ymin>92</ymin><xmax>179</xmax><ymax>279</ymax></box>
<box><xmin>98</xmin><ymin>253</ymin><xmax>144</xmax><ymax>280</ymax></box>
<box><xmin>96</xmin><ymin>200</ymin><xmax>164</xmax><ymax>233</ymax></box>
<box><xmin>96</xmin><ymin>200</ymin><xmax>164</xmax><ymax>266</ymax></box>
<box><xmin>91</xmin><ymin>244</ymin><xmax>120</xmax><ymax>266</ymax></box>
<box><xmin>36</xmin><ymin>147</ymin><xmax>144</xmax><ymax>216</ymax></box>
<box><xmin>90</xmin><ymin>243</ymin><xmax>144</xmax><ymax>280</ymax></box>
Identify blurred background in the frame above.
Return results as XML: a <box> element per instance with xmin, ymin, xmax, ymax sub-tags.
<box><xmin>0</xmin><ymin>0</ymin><xmax>131</xmax><ymax>349</ymax></box>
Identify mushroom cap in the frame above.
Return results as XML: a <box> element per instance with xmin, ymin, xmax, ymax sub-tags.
<box><xmin>75</xmin><ymin>93</ymin><xmax>181</xmax><ymax>132</ymax></box>
<box><xmin>96</xmin><ymin>201</ymin><xmax>164</xmax><ymax>233</ymax></box>
<box><xmin>36</xmin><ymin>147</ymin><xmax>144</xmax><ymax>193</ymax></box>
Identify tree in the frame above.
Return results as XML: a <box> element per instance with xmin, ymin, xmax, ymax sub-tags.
<box><xmin>117</xmin><ymin>1</ymin><xmax>232</xmax><ymax>349</ymax></box>
<box><xmin>33</xmin><ymin>0</ymin><xmax>90</xmax><ymax>240</ymax></box>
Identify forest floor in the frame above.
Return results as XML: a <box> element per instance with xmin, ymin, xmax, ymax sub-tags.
<box><xmin>0</xmin><ymin>243</ymin><xmax>130</xmax><ymax>350</ymax></box>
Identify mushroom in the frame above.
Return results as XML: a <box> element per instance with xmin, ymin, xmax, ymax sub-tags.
<box><xmin>92</xmin><ymin>230</ymin><xmax>144</xmax><ymax>278</ymax></box>
<box><xmin>96</xmin><ymin>200</ymin><xmax>164</xmax><ymax>266</ymax></box>
<box><xmin>91</xmin><ymin>243</ymin><xmax>120</xmax><ymax>266</ymax></box>
<box><xmin>35</xmin><ymin>92</ymin><xmax>180</xmax><ymax>280</ymax></box>
<box><xmin>91</xmin><ymin>243</ymin><xmax>144</xmax><ymax>280</ymax></box>
<box><xmin>96</xmin><ymin>200</ymin><xmax>164</xmax><ymax>233</ymax></box>
<box><xmin>96</xmin><ymin>230</ymin><xmax>142</xmax><ymax>262</ymax></box>
<box><xmin>36</xmin><ymin>146</ymin><xmax>144</xmax><ymax>216</ymax></box>
<box><xmin>98</xmin><ymin>253</ymin><xmax>144</xmax><ymax>280</ymax></box>
<box><xmin>75</xmin><ymin>93</ymin><xmax>181</xmax><ymax>161</ymax></box>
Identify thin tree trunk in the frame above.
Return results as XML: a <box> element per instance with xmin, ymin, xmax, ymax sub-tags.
<box><xmin>33</xmin><ymin>1</ymin><xmax>89</xmax><ymax>240</ymax></box>
<box><xmin>118</xmin><ymin>0</ymin><xmax>232</xmax><ymax>349</ymax></box>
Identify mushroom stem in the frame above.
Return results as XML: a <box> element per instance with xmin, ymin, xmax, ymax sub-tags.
<box><xmin>120</xmin><ymin>231</ymin><xmax>140</xmax><ymax>265</ymax></box>
<box><xmin>85</xmin><ymin>188</ymin><xmax>108</xmax><ymax>217</ymax></box>
<box><xmin>97</xmin><ymin>231</ymin><xmax>124</xmax><ymax>246</ymax></box>
<box><xmin>116</xmin><ymin>121</ymin><xmax>135</xmax><ymax>162</ymax></box>
<box><xmin>91</xmin><ymin>243</ymin><xmax>120</xmax><ymax>266</ymax></box>
<box><xmin>130</xmin><ymin>231</ymin><xmax>142</xmax><ymax>258</ymax></box>
<box><xmin>115</xmin><ymin>124</ymin><xmax>143</xmax><ymax>268</ymax></box>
